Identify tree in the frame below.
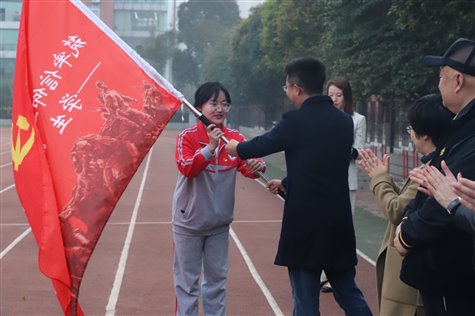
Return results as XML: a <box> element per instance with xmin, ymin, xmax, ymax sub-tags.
<box><xmin>138</xmin><ymin>0</ymin><xmax>475</xmax><ymax>133</ymax></box>
<box><xmin>320</xmin><ymin>0</ymin><xmax>398</xmax><ymax>100</ymax></box>
<box><xmin>172</xmin><ymin>49</ymin><xmax>201</xmax><ymax>90</ymax></box>
<box><xmin>229</xmin><ymin>5</ymin><xmax>286</xmax><ymax>127</ymax></box>
<box><xmin>139</xmin><ymin>0</ymin><xmax>241</xmax><ymax>90</ymax></box>
<box><xmin>136</xmin><ymin>30</ymin><xmax>175</xmax><ymax>74</ymax></box>
<box><xmin>261</xmin><ymin>0</ymin><xmax>327</xmax><ymax>66</ymax></box>
<box><xmin>388</xmin><ymin>0</ymin><xmax>475</xmax><ymax>96</ymax></box>
<box><xmin>177</xmin><ymin>0</ymin><xmax>241</xmax><ymax>78</ymax></box>
<box><xmin>260</xmin><ymin>0</ymin><xmax>286</xmax><ymax>73</ymax></box>
<box><xmin>318</xmin><ymin>0</ymin><xmax>475</xmax><ymax>148</ymax></box>
<box><xmin>320</xmin><ymin>0</ymin><xmax>475</xmax><ymax>103</ymax></box>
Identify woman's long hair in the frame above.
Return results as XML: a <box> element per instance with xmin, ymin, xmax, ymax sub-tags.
<box><xmin>326</xmin><ymin>77</ymin><xmax>353</xmax><ymax>115</ymax></box>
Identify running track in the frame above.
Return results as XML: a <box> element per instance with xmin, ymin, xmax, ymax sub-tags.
<box><xmin>0</xmin><ymin>127</ymin><xmax>378</xmax><ymax>315</ymax></box>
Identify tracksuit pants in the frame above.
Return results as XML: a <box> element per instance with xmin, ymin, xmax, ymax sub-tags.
<box><xmin>173</xmin><ymin>230</ymin><xmax>229</xmax><ymax>316</ymax></box>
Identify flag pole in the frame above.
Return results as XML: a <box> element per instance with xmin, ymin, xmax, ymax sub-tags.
<box><xmin>181</xmin><ymin>99</ymin><xmax>275</xmax><ymax>186</ymax></box>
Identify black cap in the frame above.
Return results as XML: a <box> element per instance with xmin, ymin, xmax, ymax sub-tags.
<box><xmin>422</xmin><ymin>38</ymin><xmax>475</xmax><ymax>76</ymax></box>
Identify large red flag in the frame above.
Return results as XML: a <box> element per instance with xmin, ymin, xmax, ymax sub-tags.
<box><xmin>11</xmin><ymin>0</ymin><xmax>183</xmax><ymax>314</ymax></box>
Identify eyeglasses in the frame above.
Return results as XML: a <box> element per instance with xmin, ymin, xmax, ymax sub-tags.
<box><xmin>208</xmin><ymin>101</ymin><xmax>231</xmax><ymax>112</ymax></box>
<box><xmin>283</xmin><ymin>83</ymin><xmax>297</xmax><ymax>92</ymax></box>
<box><xmin>406</xmin><ymin>125</ymin><xmax>413</xmax><ymax>134</ymax></box>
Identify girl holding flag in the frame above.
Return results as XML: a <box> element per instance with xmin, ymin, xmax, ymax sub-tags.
<box><xmin>171</xmin><ymin>82</ymin><xmax>265</xmax><ymax>316</ymax></box>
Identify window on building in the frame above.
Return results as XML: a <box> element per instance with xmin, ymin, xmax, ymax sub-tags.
<box><xmin>0</xmin><ymin>29</ymin><xmax>20</xmax><ymax>51</ymax></box>
<box><xmin>0</xmin><ymin>8</ymin><xmax>5</xmax><ymax>21</ymax></box>
<box><xmin>131</xmin><ymin>11</ymin><xmax>159</xmax><ymax>31</ymax></box>
<box><xmin>88</xmin><ymin>5</ymin><xmax>100</xmax><ymax>18</ymax></box>
<box><xmin>12</xmin><ymin>10</ymin><xmax>20</xmax><ymax>21</ymax></box>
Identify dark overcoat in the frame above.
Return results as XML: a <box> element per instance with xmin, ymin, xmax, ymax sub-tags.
<box><xmin>237</xmin><ymin>95</ymin><xmax>357</xmax><ymax>270</ymax></box>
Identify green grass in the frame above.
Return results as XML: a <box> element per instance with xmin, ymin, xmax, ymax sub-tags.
<box><xmin>354</xmin><ymin>206</ymin><xmax>386</xmax><ymax>262</ymax></box>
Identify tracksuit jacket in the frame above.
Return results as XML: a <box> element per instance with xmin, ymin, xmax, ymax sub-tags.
<box><xmin>172</xmin><ymin>122</ymin><xmax>264</xmax><ymax>235</ymax></box>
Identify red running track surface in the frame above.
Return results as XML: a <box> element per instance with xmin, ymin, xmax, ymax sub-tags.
<box><xmin>0</xmin><ymin>128</ymin><xmax>377</xmax><ymax>315</ymax></box>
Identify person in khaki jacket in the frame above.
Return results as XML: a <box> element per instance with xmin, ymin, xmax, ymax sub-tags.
<box><xmin>359</xmin><ymin>94</ymin><xmax>453</xmax><ymax>316</ymax></box>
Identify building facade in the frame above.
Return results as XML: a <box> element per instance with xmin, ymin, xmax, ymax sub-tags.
<box><xmin>0</xmin><ymin>0</ymin><xmax>21</xmax><ymax>118</ymax></box>
<box><xmin>82</xmin><ymin>0</ymin><xmax>174</xmax><ymax>49</ymax></box>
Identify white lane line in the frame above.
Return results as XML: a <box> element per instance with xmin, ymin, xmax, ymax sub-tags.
<box><xmin>230</xmin><ymin>227</ymin><xmax>284</xmax><ymax>316</ymax></box>
<box><xmin>357</xmin><ymin>249</ymin><xmax>376</xmax><ymax>267</ymax></box>
<box><xmin>254</xmin><ymin>178</ymin><xmax>377</xmax><ymax>267</ymax></box>
<box><xmin>106</xmin><ymin>221</ymin><xmax>172</xmax><ymax>225</ymax></box>
<box><xmin>0</xmin><ymin>227</ymin><xmax>31</xmax><ymax>259</ymax></box>
<box><xmin>1</xmin><ymin>162</ymin><xmax>12</xmax><ymax>168</ymax></box>
<box><xmin>96</xmin><ymin>220</ymin><xmax>282</xmax><ymax>226</ymax></box>
<box><xmin>0</xmin><ymin>223</ymin><xmax>29</xmax><ymax>227</ymax></box>
<box><xmin>0</xmin><ymin>220</ymin><xmax>283</xmax><ymax>227</ymax></box>
<box><xmin>233</xmin><ymin>219</ymin><xmax>281</xmax><ymax>223</ymax></box>
<box><xmin>105</xmin><ymin>149</ymin><xmax>153</xmax><ymax>316</ymax></box>
<box><xmin>0</xmin><ymin>184</ymin><xmax>15</xmax><ymax>194</ymax></box>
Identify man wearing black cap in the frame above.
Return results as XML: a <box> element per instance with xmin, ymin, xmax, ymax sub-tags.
<box><xmin>394</xmin><ymin>38</ymin><xmax>475</xmax><ymax>315</ymax></box>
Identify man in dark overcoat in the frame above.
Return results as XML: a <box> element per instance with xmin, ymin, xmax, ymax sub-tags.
<box><xmin>225</xmin><ymin>57</ymin><xmax>371</xmax><ymax>316</ymax></box>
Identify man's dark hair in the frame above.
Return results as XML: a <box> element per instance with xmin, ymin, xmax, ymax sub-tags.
<box><xmin>408</xmin><ymin>94</ymin><xmax>454</xmax><ymax>147</ymax></box>
<box><xmin>284</xmin><ymin>57</ymin><xmax>326</xmax><ymax>95</ymax></box>
<box><xmin>194</xmin><ymin>81</ymin><xmax>231</xmax><ymax>109</ymax></box>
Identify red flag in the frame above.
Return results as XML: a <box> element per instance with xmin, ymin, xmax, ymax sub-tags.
<box><xmin>11</xmin><ymin>1</ymin><xmax>182</xmax><ymax>314</ymax></box>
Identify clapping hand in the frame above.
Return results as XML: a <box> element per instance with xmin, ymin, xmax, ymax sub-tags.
<box><xmin>358</xmin><ymin>149</ymin><xmax>389</xmax><ymax>177</ymax></box>
<box><xmin>453</xmin><ymin>174</ymin><xmax>475</xmax><ymax>211</ymax></box>
<box><xmin>411</xmin><ymin>161</ymin><xmax>458</xmax><ymax>209</ymax></box>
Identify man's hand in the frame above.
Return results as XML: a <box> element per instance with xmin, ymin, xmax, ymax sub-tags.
<box><xmin>266</xmin><ymin>179</ymin><xmax>285</xmax><ymax>195</ymax></box>
<box><xmin>394</xmin><ymin>223</ymin><xmax>409</xmax><ymax>256</ymax></box>
<box><xmin>454</xmin><ymin>174</ymin><xmax>475</xmax><ymax>211</ymax></box>
<box><xmin>419</xmin><ymin>161</ymin><xmax>458</xmax><ymax>208</ymax></box>
<box><xmin>225</xmin><ymin>139</ymin><xmax>239</xmax><ymax>157</ymax></box>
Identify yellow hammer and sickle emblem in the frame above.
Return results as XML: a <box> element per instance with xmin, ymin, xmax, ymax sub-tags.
<box><xmin>12</xmin><ymin>115</ymin><xmax>36</xmax><ymax>171</ymax></box>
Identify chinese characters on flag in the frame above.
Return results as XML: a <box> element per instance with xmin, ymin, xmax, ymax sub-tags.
<box><xmin>12</xmin><ymin>0</ymin><xmax>183</xmax><ymax>314</ymax></box>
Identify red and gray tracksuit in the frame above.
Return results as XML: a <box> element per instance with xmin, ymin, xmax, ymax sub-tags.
<box><xmin>172</xmin><ymin>122</ymin><xmax>264</xmax><ymax>316</ymax></box>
